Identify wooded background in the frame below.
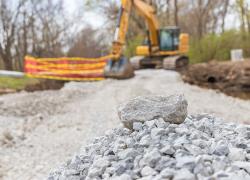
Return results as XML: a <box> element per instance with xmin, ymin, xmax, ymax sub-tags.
<box><xmin>0</xmin><ymin>0</ymin><xmax>249</xmax><ymax>71</ymax></box>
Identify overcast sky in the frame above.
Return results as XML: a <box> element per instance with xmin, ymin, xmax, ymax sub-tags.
<box><xmin>63</xmin><ymin>0</ymin><xmax>109</xmax><ymax>28</ymax></box>
<box><xmin>63</xmin><ymin>0</ymin><xmax>240</xmax><ymax>30</ymax></box>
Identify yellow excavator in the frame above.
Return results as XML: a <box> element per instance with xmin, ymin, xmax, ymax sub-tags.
<box><xmin>104</xmin><ymin>0</ymin><xmax>189</xmax><ymax>79</ymax></box>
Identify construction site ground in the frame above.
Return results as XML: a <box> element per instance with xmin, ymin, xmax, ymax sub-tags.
<box><xmin>0</xmin><ymin>70</ymin><xmax>250</xmax><ymax>180</ymax></box>
<box><xmin>182</xmin><ymin>60</ymin><xmax>250</xmax><ymax>100</ymax></box>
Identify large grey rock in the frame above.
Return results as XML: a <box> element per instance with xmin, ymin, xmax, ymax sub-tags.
<box><xmin>118</xmin><ymin>95</ymin><xmax>188</xmax><ymax>129</ymax></box>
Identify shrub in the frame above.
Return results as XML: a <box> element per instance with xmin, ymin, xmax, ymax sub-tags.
<box><xmin>189</xmin><ymin>30</ymin><xmax>250</xmax><ymax>64</ymax></box>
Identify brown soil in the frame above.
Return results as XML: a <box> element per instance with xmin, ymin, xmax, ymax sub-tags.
<box><xmin>181</xmin><ymin>60</ymin><xmax>250</xmax><ymax>100</ymax></box>
<box><xmin>0</xmin><ymin>80</ymin><xmax>65</xmax><ymax>95</ymax></box>
<box><xmin>24</xmin><ymin>79</ymin><xmax>66</xmax><ymax>92</ymax></box>
<box><xmin>0</xmin><ymin>89</ymin><xmax>17</xmax><ymax>95</ymax></box>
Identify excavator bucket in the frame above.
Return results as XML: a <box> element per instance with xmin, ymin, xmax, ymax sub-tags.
<box><xmin>104</xmin><ymin>57</ymin><xmax>135</xmax><ymax>79</ymax></box>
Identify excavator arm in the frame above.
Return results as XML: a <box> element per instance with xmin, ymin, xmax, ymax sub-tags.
<box><xmin>111</xmin><ymin>0</ymin><xmax>159</xmax><ymax>57</ymax></box>
<box><xmin>105</xmin><ymin>0</ymin><xmax>160</xmax><ymax>79</ymax></box>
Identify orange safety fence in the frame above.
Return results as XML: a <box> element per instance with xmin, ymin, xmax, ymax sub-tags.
<box><xmin>24</xmin><ymin>55</ymin><xmax>113</xmax><ymax>81</ymax></box>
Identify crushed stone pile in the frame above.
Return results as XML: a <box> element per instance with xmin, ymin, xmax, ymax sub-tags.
<box><xmin>48</xmin><ymin>95</ymin><xmax>250</xmax><ymax>180</ymax></box>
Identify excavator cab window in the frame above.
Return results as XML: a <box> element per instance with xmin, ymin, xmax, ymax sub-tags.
<box><xmin>159</xmin><ymin>28</ymin><xmax>180</xmax><ymax>51</ymax></box>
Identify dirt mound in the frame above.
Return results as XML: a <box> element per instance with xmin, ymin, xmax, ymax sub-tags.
<box><xmin>0</xmin><ymin>89</ymin><xmax>17</xmax><ymax>95</ymax></box>
<box><xmin>0</xmin><ymin>79</ymin><xmax>65</xmax><ymax>96</ymax></box>
<box><xmin>181</xmin><ymin>61</ymin><xmax>250</xmax><ymax>99</ymax></box>
<box><xmin>24</xmin><ymin>80</ymin><xmax>65</xmax><ymax>92</ymax></box>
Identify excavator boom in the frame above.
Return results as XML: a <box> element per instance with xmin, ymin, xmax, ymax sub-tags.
<box><xmin>104</xmin><ymin>0</ymin><xmax>161</xmax><ymax>79</ymax></box>
<box><xmin>111</xmin><ymin>0</ymin><xmax>159</xmax><ymax>57</ymax></box>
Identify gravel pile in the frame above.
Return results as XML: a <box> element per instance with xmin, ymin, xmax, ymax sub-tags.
<box><xmin>48</xmin><ymin>95</ymin><xmax>250</xmax><ymax>180</ymax></box>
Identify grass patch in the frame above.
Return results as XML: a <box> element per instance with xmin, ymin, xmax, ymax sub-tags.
<box><xmin>0</xmin><ymin>77</ymin><xmax>40</xmax><ymax>90</ymax></box>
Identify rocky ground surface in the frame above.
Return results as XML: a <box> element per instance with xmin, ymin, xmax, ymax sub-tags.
<box><xmin>1</xmin><ymin>70</ymin><xmax>250</xmax><ymax>180</ymax></box>
<box><xmin>49</xmin><ymin>113</ymin><xmax>250</xmax><ymax>180</ymax></box>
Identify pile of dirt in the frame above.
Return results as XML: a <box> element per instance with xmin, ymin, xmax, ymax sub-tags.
<box><xmin>0</xmin><ymin>89</ymin><xmax>17</xmax><ymax>95</ymax></box>
<box><xmin>181</xmin><ymin>61</ymin><xmax>250</xmax><ymax>99</ymax></box>
<box><xmin>0</xmin><ymin>79</ymin><xmax>65</xmax><ymax>96</ymax></box>
<box><xmin>24</xmin><ymin>80</ymin><xmax>65</xmax><ymax>92</ymax></box>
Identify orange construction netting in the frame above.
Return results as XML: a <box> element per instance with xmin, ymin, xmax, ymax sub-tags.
<box><xmin>24</xmin><ymin>55</ymin><xmax>113</xmax><ymax>81</ymax></box>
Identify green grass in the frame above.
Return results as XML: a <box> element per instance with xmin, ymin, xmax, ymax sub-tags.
<box><xmin>0</xmin><ymin>77</ymin><xmax>40</xmax><ymax>90</ymax></box>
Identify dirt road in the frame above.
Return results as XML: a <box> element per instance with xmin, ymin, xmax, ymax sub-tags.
<box><xmin>1</xmin><ymin>70</ymin><xmax>250</xmax><ymax>180</ymax></box>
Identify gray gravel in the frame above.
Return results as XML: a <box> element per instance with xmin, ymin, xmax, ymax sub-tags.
<box><xmin>1</xmin><ymin>70</ymin><xmax>250</xmax><ymax>180</ymax></box>
<box><xmin>48</xmin><ymin>114</ymin><xmax>250</xmax><ymax>180</ymax></box>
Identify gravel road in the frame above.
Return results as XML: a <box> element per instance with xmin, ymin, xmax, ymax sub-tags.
<box><xmin>0</xmin><ymin>70</ymin><xmax>250</xmax><ymax>180</ymax></box>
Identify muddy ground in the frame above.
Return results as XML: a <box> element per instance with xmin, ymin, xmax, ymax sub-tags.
<box><xmin>182</xmin><ymin>60</ymin><xmax>250</xmax><ymax>100</ymax></box>
<box><xmin>0</xmin><ymin>70</ymin><xmax>250</xmax><ymax>180</ymax></box>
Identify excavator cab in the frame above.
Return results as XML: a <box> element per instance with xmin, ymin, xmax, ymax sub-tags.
<box><xmin>159</xmin><ymin>27</ymin><xmax>180</xmax><ymax>51</ymax></box>
<box><xmin>137</xmin><ymin>27</ymin><xmax>182</xmax><ymax>54</ymax></box>
<box><xmin>134</xmin><ymin>26</ymin><xmax>189</xmax><ymax>70</ymax></box>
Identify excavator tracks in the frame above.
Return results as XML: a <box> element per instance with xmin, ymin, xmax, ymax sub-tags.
<box><xmin>163</xmin><ymin>56</ymin><xmax>189</xmax><ymax>70</ymax></box>
<box><xmin>130</xmin><ymin>56</ymin><xmax>144</xmax><ymax>70</ymax></box>
<box><xmin>130</xmin><ymin>56</ymin><xmax>189</xmax><ymax>71</ymax></box>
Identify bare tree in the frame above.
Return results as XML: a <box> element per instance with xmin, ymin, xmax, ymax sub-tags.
<box><xmin>0</xmin><ymin>0</ymin><xmax>74</xmax><ymax>71</ymax></box>
<box><xmin>236</xmin><ymin>0</ymin><xmax>250</xmax><ymax>33</ymax></box>
<box><xmin>236</xmin><ymin>0</ymin><xmax>247</xmax><ymax>33</ymax></box>
<box><xmin>221</xmin><ymin>0</ymin><xmax>230</xmax><ymax>33</ymax></box>
<box><xmin>68</xmin><ymin>27</ymin><xmax>108</xmax><ymax>58</ymax></box>
<box><xmin>0</xmin><ymin>0</ymin><xmax>27</xmax><ymax>70</ymax></box>
<box><xmin>174</xmin><ymin>0</ymin><xmax>179</xmax><ymax>26</ymax></box>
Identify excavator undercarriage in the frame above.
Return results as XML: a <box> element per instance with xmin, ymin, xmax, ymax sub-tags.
<box><xmin>131</xmin><ymin>55</ymin><xmax>189</xmax><ymax>71</ymax></box>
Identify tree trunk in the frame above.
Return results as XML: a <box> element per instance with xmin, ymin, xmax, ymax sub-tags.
<box><xmin>166</xmin><ymin>0</ymin><xmax>171</xmax><ymax>25</ymax></box>
<box><xmin>2</xmin><ymin>57</ymin><xmax>13</xmax><ymax>71</ymax></box>
<box><xmin>197</xmin><ymin>0</ymin><xmax>204</xmax><ymax>39</ymax></box>
<box><xmin>174</xmin><ymin>0</ymin><xmax>179</xmax><ymax>26</ymax></box>
<box><xmin>246</xmin><ymin>13</ymin><xmax>250</xmax><ymax>33</ymax></box>
<box><xmin>221</xmin><ymin>0</ymin><xmax>229</xmax><ymax>33</ymax></box>
<box><xmin>239</xmin><ymin>0</ymin><xmax>246</xmax><ymax>33</ymax></box>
